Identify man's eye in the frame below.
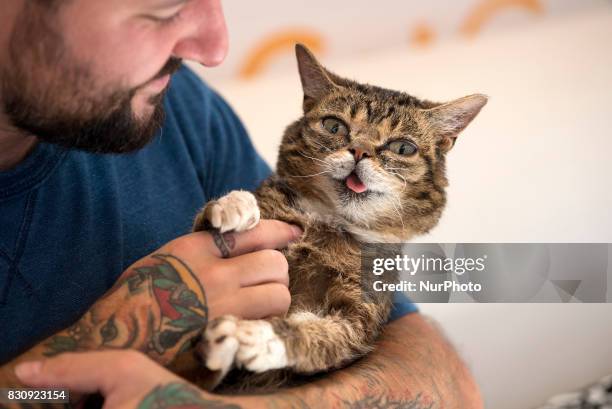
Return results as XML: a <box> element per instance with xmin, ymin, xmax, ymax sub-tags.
<box><xmin>147</xmin><ymin>11</ymin><xmax>182</xmax><ymax>25</ymax></box>
<box><xmin>322</xmin><ymin>117</ymin><xmax>349</xmax><ymax>137</ymax></box>
<box><xmin>387</xmin><ymin>140</ymin><xmax>418</xmax><ymax>156</ymax></box>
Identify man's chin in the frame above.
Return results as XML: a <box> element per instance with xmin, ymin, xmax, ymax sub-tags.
<box><xmin>31</xmin><ymin>100</ymin><xmax>166</xmax><ymax>154</ymax></box>
<box><xmin>132</xmin><ymin>91</ymin><xmax>166</xmax><ymax>117</ymax></box>
<box><xmin>132</xmin><ymin>104</ymin><xmax>158</xmax><ymax>123</ymax></box>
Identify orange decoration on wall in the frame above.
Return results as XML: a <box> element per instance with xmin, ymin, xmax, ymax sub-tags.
<box><xmin>460</xmin><ymin>0</ymin><xmax>544</xmax><ymax>37</ymax></box>
<box><xmin>238</xmin><ymin>29</ymin><xmax>325</xmax><ymax>80</ymax></box>
<box><xmin>410</xmin><ymin>22</ymin><xmax>436</xmax><ymax>48</ymax></box>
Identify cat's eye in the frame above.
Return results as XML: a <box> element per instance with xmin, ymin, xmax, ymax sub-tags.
<box><xmin>387</xmin><ymin>140</ymin><xmax>418</xmax><ymax>156</ymax></box>
<box><xmin>322</xmin><ymin>117</ymin><xmax>349</xmax><ymax>137</ymax></box>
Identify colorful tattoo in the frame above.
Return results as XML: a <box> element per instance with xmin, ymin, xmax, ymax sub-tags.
<box><xmin>42</xmin><ymin>254</ymin><xmax>208</xmax><ymax>363</ymax></box>
<box><xmin>139</xmin><ymin>383</ymin><xmax>241</xmax><ymax>409</ymax></box>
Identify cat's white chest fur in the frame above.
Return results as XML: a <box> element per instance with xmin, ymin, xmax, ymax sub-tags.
<box><xmin>297</xmin><ymin>197</ymin><xmax>409</xmax><ymax>243</ymax></box>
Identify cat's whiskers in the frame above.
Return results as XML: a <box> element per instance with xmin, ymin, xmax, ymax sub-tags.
<box><xmin>308</xmin><ymin>138</ymin><xmax>332</xmax><ymax>152</ymax></box>
<box><xmin>286</xmin><ymin>170</ymin><xmax>333</xmax><ymax>178</ymax></box>
<box><xmin>286</xmin><ymin>147</ymin><xmax>334</xmax><ymax>178</ymax></box>
<box><xmin>385</xmin><ymin>170</ymin><xmax>408</xmax><ymax>191</ymax></box>
<box><xmin>286</xmin><ymin>133</ymin><xmax>332</xmax><ymax>154</ymax></box>
<box><xmin>295</xmin><ymin>150</ymin><xmax>333</xmax><ymax>167</ymax></box>
<box><xmin>389</xmin><ymin>196</ymin><xmax>406</xmax><ymax>231</ymax></box>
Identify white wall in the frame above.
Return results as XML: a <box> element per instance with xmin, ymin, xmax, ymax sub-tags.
<box><xmin>203</xmin><ymin>0</ymin><xmax>610</xmax><ymax>83</ymax></box>
<box><xmin>422</xmin><ymin>303</ymin><xmax>612</xmax><ymax>409</ymax></box>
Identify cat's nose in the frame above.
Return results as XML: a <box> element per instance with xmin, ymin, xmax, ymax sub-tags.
<box><xmin>349</xmin><ymin>148</ymin><xmax>371</xmax><ymax>162</ymax></box>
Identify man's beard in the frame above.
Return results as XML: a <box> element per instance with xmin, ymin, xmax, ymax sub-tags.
<box><xmin>0</xmin><ymin>4</ymin><xmax>183</xmax><ymax>154</ymax></box>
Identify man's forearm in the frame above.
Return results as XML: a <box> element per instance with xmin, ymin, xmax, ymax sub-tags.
<box><xmin>255</xmin><ymin>312</ymin><xmax>482</xmax><ymax>408</ymax></box>
<box><xmin>1</xmin><ymin>254</ymin><xmax>208</xmax><ymax>387</ymax></box>
<box><xmin>141</xmin><ymin>313</ymin><xmax>482</xmax><ymax>409</ymax></box>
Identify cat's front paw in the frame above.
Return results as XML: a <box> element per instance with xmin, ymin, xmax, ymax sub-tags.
<box><xmin>203</xmin><ymin>316</ymin><xmax>288</xmax><ymax>376</ymax></box>
<box><xmin>203</xmin><ymin>315</ymin><xmax>240</xmax><ymax>378</ymax></box>
<box><xmin>234</xmin><ymin>320</ymin><xmax>288</xmax><ymax>373</ymax></box>
<box><xmin>193</xmin><ymin>190</ymin><xmax>260</xmax><ymax>233</ymax></box>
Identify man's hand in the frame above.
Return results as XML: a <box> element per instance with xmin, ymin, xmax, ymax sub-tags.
<box><xmin>14</xmin><ymin>314</ymin><xmax>483</xmax><ymax>409</ymax></box>
<box><xmin>15</xmin><ymin>350</ymin><xmax>241</xmax><ymax>409</ymax></box>
<box><xmin>163</xmin><ymin>219</ymin><xmax>301</xmax><ymax>320</ymax></box>
<box><xmin>2</xmin><ymin>219</ymin><xmax>301</xmax><ymax>387</ymax></box>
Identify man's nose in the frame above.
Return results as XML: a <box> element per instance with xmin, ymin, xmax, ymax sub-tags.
<box><xmin>172</xmin><ymin>0</ymin><xmax>229</xmax><ymax>67</ymax></box>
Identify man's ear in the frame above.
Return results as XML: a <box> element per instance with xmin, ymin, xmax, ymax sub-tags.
<box><xmin>295</xmin><ymin>44</ymin><xmax>339</xmax><ymax>111</ymax></box>
<box><xmin>423</xmin><ymin>94</ymin><xmax>488</xmax><ymax>152</ymax></box>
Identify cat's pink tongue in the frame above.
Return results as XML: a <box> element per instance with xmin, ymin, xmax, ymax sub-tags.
<box><xmin>346</xmin><ymin>173</ymin><xmax>367</xmax><ymax>193</ymax></box>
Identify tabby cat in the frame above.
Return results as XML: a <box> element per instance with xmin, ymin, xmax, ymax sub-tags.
<box><xmin>190</xmin><ymin>44</ymin><xmax>486</xmax><ymax>391</ymax></box>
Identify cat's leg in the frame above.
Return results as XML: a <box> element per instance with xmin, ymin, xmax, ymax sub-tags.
<box><xmin>204</xmin><ymin>307</ymin><xmax>385</xmax><ymax>375</ymax></box>
<box><xmin>204</xmin><ymin>315</ymin><xmax>289</xmax><ymax>377</ymax></box>
<box><xmin>201</xmin><ymin>316</ymin><xmax>241</xmax><ymax>381</ymax></box>
<box><xmin>265</xmin><ymin>311</ymin><xmax>381</xmax><ymax>374</ymax></box>
<box><xmin>192</xmin><ymin>190</ymin><xmax>260</xmax><ymax>233</ymax></box>
<box><xmin>190</xmin><ymin>190</ymin><xmax>260</xmax><ymax>384</ymax></box>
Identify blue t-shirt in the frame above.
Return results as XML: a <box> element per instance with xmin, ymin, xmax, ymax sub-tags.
<box><xmin>0</xmin><ymin>67</ymin><xmax>416</xmax><ymax>364</ymax></box>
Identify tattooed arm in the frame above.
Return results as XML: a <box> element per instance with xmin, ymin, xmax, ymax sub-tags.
<box><xmin>0</xmin><ymin>220</ymin><xmax>301</xmax><ymax>388</ymax></box>
<box><xmin>261</xmin><ymin>312</ymin><xmax>483</xmax><ymax>409</ymax></box>
<box><xmin>15</xmin><ymin>313</ymin><xmax>482</xmax><ymax>409</ymax></box>
<box><xmin>1</xmin><ymin>252</ymin><xmax>207</xmax><ymax>391</ymax></box>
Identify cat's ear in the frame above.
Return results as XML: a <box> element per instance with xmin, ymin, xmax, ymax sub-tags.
<box><xmin>295</xmin><ymin>44</ymin><xmax>340</xmax><ymax>111</ymax></box>
<box><xmin>423</xmin><ymin>94</ymin><xmax>488</xmax><ymax>152</ymax></box>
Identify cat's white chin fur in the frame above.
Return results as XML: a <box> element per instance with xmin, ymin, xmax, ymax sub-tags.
<box><xmin>346</xmin><ymin>225</ymin><xmax>414</xmax><ymax>243</ymax></box>
<box><xmin>205</xmin><ymin>316</ymin><xmax>289</xmax><ymax>375</ymax></box>
<box><xmin>204</xmin><ymin>190</ymin><xmax>260</xmax><ymax>233</ymax></box>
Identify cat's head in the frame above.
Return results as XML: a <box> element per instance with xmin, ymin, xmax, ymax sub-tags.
<box><xmin>277</xmin><ymin>44</ymin><xmax>487</xmax><ymax>242</ymax></box>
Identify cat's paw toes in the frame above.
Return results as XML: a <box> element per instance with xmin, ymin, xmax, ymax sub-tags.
<box><xmin>203</xmin><ymin>317</ymin><xmax>288</xmax><ymax>375</ymax></box>
<box><xmin>203</xmin><ymin>315</ymin><xmax>239</xmax><ymax>375</ymax></box>
<box><xmin>234</xmin><ymin>320</ymin><xmax>288</xmax><ymax>373</ymax></box>
<box><xmin>199</xmin><ymin>190</ymin><xmax>260</xmax><ymax>233</ymax></box>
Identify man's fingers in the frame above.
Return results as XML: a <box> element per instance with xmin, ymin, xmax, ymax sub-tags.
<box><xmin>220</xmin><ymin>249</ymin><xmax>289</xmax><ymax>287</ymax></box>
<box><xmin>14</xmin><ymin>351</ymin><xmax>146</xmax><ymax>394</ymax></box>
<box><xmin>217</xmin><ymin>283</ymin><xmax>291</xmax><ymax>319</ymax></box>
<box><xmin>15</xmin><ymin>352</ymin><xmax>114</xmax><ymax>393</ymax></box>
<box><xmin>206</xmin><ymin>219</ymin><xmax>302</xmax><ymax>258</ymax></box>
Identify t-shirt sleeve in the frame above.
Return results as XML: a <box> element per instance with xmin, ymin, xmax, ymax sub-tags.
<box><xmin>388</xmin><ymin>292</ymin><xmax>419</xmax><ymax>321</ymax></box>
<box><xmin>201</xmin><ymin>89</ymin><xmax>272</xmax><ymax>199</ymax></box>
<box><xmin>164</xmin><ymin>66</ymin><xmax>272</xmax><ymax>199</ymax></box>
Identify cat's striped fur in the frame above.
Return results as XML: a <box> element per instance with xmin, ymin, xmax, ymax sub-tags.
<box><xmin>188</xmin><ymin>44</ymin><xmax>486</xmax><ymax>391</ymax></box>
